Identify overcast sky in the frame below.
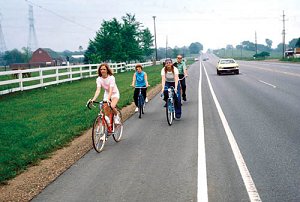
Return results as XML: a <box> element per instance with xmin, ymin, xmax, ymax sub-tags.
<box><xmin>0</xmin><ymin>0</ymin><xmax>299</xmax><ymax>52</ymax></box>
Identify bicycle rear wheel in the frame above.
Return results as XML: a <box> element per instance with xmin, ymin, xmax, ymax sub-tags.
<box><xmin>92</xmin><ymin>116</ymin><xmax>107</xmax><ymax>153</ymax></box>
<box><xmin>113</xmin><ymin>109</ymin><xmax>123</xmax><ymax>142</ymax></box>
<box><xmin>166</xmin><ymin>100</ymin><xmax>174</xmax><ymax>126</ymax></box>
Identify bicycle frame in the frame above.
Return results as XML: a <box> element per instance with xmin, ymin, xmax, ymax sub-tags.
<box><xmin>134</xmin><ymin>86</ymin><xmax>147</xmax><ymax>118</ymax></box>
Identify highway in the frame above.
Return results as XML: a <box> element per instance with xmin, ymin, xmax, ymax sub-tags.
<box><xmin>32</xmin><ymin>55</ymin><xmax>300</xmax><ymax>202</ymax></box>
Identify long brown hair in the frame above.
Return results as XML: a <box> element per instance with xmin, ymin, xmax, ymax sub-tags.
<box><xmin>164</xmin><ymin>64</ymin><xmax>174</xmax><ymax>75</ymax></box>
<box><xmin>97</xmin><ymin>63</ymin><xmax>114</xmax><ymax>77</ymax></box>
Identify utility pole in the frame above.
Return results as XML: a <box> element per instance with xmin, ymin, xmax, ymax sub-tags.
<box><xmin>282</xmin><ymin>10</ymin><xmax>286</xmax><ymax>59</ymax></box>
<box><xmin>152</xmin><ymin>16</ymin><xmax>158</xmax><ymax>63</ymax></box>
<box><xmin>255</xmin><ymin>31</ymin><xmax>258</xmax><ymax>55</ymax></box>
<box><xmin>165</xmin><ymin>35</ymin><xmax>168</xmax><ymax>58</ymax></box>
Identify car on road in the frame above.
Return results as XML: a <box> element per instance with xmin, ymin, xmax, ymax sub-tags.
<box><xmin>216</xmin><ymin>58</ymin><xmax>239</xmax><ymax>75</ymax></box>
<box><xmin>202</xmin><ymin>57</ymin><xmax>209</xmax><ymax>61</ymax></box>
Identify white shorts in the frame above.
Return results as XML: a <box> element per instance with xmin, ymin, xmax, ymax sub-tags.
<box><xmin>103</xmin><ymin>91</ymin><xmax>120</xmax><ymax>101</ymax></box>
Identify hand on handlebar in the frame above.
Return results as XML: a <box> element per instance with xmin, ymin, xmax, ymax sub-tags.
<box><xmin>86</xmin><ymin>99</ymin><xmax>95</xmax><ymax>109</ymax></box>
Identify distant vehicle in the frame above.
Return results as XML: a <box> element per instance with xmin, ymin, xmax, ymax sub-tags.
<box><xmin>216</xmin><ymin>58</ymin><xmax>239</xmax><ymax>75</ymax></box>
<box><xmin>202</xmin><ymin>57</ymin><xmax>209</xmax><ymax>61</ymax></box>
<box><xmin>194</xmin><ymin>58</ymin><xmax>199</xmax><ymax>61</ymax></box>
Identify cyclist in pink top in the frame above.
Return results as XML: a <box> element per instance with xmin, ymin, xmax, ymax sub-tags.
<box><xmin>91</xmin><ymin>63</ymin><xmax>121</xmax><ymax>124</ymax></box>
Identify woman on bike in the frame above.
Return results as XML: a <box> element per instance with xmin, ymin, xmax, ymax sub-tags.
<box><xmin>161</xmin><ymin>58</ymin><xmax>182</xmax><ymax>118</ymax></box>
<box><xmin>91</xmin><ymin>63</ymin><xmax>121</xmax><ymax>124</ymax></box>
<box><xmin>131</xmin><ymin>64</ymin><xmax>149</xmax><ymax>112</ymax></box>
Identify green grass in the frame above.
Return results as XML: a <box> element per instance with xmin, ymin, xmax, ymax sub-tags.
<box><xmin>0</xmin><ymin>64</ymin><xmax>165</xmax><ymax>184</ymax></box>
<box><xmin>213</xmin><ymin>49</ymin><xmax>283</xmax><ymax>60</ymax></box>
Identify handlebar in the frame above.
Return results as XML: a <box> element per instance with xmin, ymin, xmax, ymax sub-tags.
<box><xmin>86</xmin><ymin>99</ymin><xmax>110</xmax><ymax>110</ymax></box>
<box><xmin>130</xmin><ymin>85</ymin><xmax>150</xmax><ymax>88</ymax></box>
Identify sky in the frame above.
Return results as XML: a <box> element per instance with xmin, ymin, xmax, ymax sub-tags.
<box><xmin>0</xmin><ymin>0</ymin><xmax>299</xmax><ymax>52</ymax></box>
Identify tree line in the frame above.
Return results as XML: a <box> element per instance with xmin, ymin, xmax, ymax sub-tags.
<box><xmin>84</xmin><ymin>13</ymin><xmax>203</xmax><ymax>64</ymax></box>
<box><xmin>1</xmin><ymin>13</ymin><xmax>204</xmax><ymax>67</ymax></box>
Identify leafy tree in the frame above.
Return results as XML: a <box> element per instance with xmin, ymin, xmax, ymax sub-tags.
<box><xmin>288</xmin><ymin>38</ymin><xmax>299</xmax><ymax>49</ymax></box>
<box><xmin>275</xmin><ymin>43</ymin><xmax>284</xmax><ymax>52</ymax></box>
<box><xmin>189</xmin><ymin>42</ymin><xmax>203</xmax><ymax>54</ymax></box>
<box><xmin>140</xmin><ymin>28</ymin><xmax>154</xmax><ymax>58</ymax></box>
<box><xmin>295</xmin><ymin>38</ymin><xmax>300</xmax><ymax>48</ymax></box>
<box><xmin>265</xmin><ymin>39</ymin><xmax>273</xmax><ymax>49</ymax></box>
<box><xmin>241</xmin><ymin>41</ymin><xmax>256</xmax><ymax>51</ymax></box>
<box><xmin>85</xmin><ymin>13</ymin><xmax>153</xmax><ymax>64</ymax></box>
<box><xmin>3</xmin><ymin>49</ymin><xmax>27</xmax><ymax>65</ymax></box>
<box><xmin>226</xmin><ymin>44</ymin><xmax>234</xmax><ymax>49</ymax></box>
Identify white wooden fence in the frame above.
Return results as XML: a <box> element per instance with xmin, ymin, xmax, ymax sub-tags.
<box><xmin>0</xmin><ymin>61</ymin><xmax>157</xmax><ymax>95</ymax></box>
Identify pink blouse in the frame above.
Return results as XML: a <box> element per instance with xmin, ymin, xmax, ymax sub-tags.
<box><xmin>96</xmin><ymin>75</ymin><xmax>119</xmax><ymax>94</ymax></box>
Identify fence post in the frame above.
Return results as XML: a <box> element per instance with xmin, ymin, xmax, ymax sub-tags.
<box><xmin>39</xmin><ymin>67</ymin><xmax>43</xmax><ymax>87</ymax></box>
<box><xmin>69</xmin><ymin>66</ymin><xmax>72</xmax><ymax>82</ymax></box>
<box><xmin>80</xmin><ymin>66</ymin><xmax>83</xmax><ymax>78</ymax></box>
<box><xmin>56</xmin><ymin>67</ymin><xmax>59</xmax><ymax>85</ymax></box>
<box><xmin>89</xmin><ymin>65</ymin><xmax>92</xmax><ymax>77</ymax></box>
<box><xmin>19</xmin><ymin>70</ymin><xmax>23</xmax><ymax>91</ymax></box>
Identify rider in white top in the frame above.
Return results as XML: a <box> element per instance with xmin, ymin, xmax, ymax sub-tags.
<box><xmin>91</xmin><ymin>63</ymin><xmax>120</xmax><ymax>124</ymax></box>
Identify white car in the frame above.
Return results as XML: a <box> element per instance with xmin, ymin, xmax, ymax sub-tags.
<box><xmin>216</xmin><ymin>58</ymin><xmax>239</xmax><ymax>75</ymax></box>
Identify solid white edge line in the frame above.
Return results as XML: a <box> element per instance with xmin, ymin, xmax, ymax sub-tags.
<box><xmin>202</xmin><ymin>63</ymin><xmax>262</xmax><ymax>202</ymax></box>
<box><xmin>197</xmin><ymin>61</ymin><xmax>208</xmax><ymax>202</ymax></box>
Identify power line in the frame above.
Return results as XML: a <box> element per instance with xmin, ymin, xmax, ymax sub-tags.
<box><xmin>24</xmin><ymin>0</ymin><xmax>95</xmax><ymax>31</ymax></box>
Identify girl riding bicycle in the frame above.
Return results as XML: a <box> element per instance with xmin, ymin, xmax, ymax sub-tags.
<box><xmin>161</xmin><ymin>58</ymin><xmax>182</xmax><ymax>119</ymax></box>
<box><xmin>91</xmin><ymin>63</ymin><xmax>121</xmax><ymax>124</ymax></box>
<box><xmin>131</xmin><ymin>64</ymin><xmax>149</xmax><ymax>112</ymax></box>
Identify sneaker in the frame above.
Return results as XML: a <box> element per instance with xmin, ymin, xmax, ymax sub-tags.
<box><xmin>114</xmin><ymin>115</ymin><xmax>121</xmax><ymax>125</ymax></box>
<box><xmin>183</xmin><ymin>96</ymin><xmax>187</xmax><ymax>101</ymax></box>
<box><xmin>145</xmin><ymin>97</ymin><xmax>149</xmax><ymax>103</ymax></box>
<box><xmin>135</xmin><ymin>107</ymin><xmax>138</xmax><ymax>112</ymax></box>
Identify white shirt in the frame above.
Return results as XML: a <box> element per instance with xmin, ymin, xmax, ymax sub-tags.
<box><xmin>161</xmin><ymin>67</ymin><xmax>179</xmax><ymax>82</ymax></box>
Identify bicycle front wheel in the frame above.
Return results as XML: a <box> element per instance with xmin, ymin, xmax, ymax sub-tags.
<box><xmin>138</xmin><ymin>96</ymin><xmax>144</xmax><ymax>118</ymax></box>
<box><xmin>166</xmin><ymin>100</ymin><xmax>174</xmax><ymax>126</ymax></box>
<box><xmin>92</xmin><ymin>116</ymin><xmax>107</xmax><ymax>153</ymax></box>
<box><xmin>113</xmin><ymin>109</ymin><xmax>123</xmax><ymax>142</ymax></box>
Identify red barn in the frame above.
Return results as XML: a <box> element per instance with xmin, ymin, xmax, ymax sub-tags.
<box><xmin>29</xmin><ymin>48</ymin><xmax>65</xmax><ymax>67</ymax></box>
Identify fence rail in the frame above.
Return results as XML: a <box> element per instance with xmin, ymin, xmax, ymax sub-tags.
<box><xmin>0</xmin><ymin>61</ymin><xmax>156</xmax><ymax>95</ymax></box>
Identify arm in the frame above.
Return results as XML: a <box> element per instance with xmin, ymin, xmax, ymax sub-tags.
<box><xmin>161</xmin><ymin>75</ymin><xmax>165</xmax><ymax>93</ymax></box>
<box><xmin>174</xmin><ymin>74</ymin><xmax>179</xmax><ymax>91</ymax></box>
<box><xmin>144</xmin><ymin>72</ymin><xmax>149</xmax><ymax>87</ymax></box>
<box><xmin>183</xmin><ymin>62</ymin><xmax>188</xmax><ymax>77</ymax></box>
<box><xmin>131</xmin><ymin>73</ymin><xmax>136</xmax><ymax>87</ymax></box>
<box><xmin>92</xmin><ymin>87</ymin><xmax>101</xmax><ymax>102</ymax></box>
<box><xmin>107</xmin><ymin>86</ymin><xmax>113</xmax><ymax>101</ymax></box>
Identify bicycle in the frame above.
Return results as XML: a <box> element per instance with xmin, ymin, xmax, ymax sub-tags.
<box><xmin>164</xmin><ymin>86</ymin><xmax>176</xmax><ymax>126</ymax></box>
<box><xmin>133</xmin><ymin>86</ymin><xmax>148</xmax><ymax>119</ymax></box>
<box><xmin>86</xmin><ymin>100</ymin><xmax>123</xmax><ymax>153</ymax></box>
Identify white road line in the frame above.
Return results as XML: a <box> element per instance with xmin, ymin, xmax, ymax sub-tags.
<box><xmin>202</xmin><ymin>63</ymin><xmax>262</xmax><ymax>202</ymax></box>
<box><xmin>258</xmin><ymin>80</ymin><xmax>277</xmax><ymax>88</ymax></box>
<box><xmin>198</xmin><ymin>62</ymin><xmax>208</xmax><ymax>202</ymax></box>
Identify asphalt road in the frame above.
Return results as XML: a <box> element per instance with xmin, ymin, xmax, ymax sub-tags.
<box><xmin>32</xmin><ymin>56</ymin><xmax>300</xmax><ymax>202</ymax></box>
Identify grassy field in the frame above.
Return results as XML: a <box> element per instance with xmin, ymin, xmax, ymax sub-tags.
<box><xmin>0</xmin><ymin>63</ymin><xmax>170</xmax><ymax>184</ymax></box>
<box><xmin>213</xmin><ymin>49</ymin><xmax>282</xmax><ymax>59</ymax></box>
